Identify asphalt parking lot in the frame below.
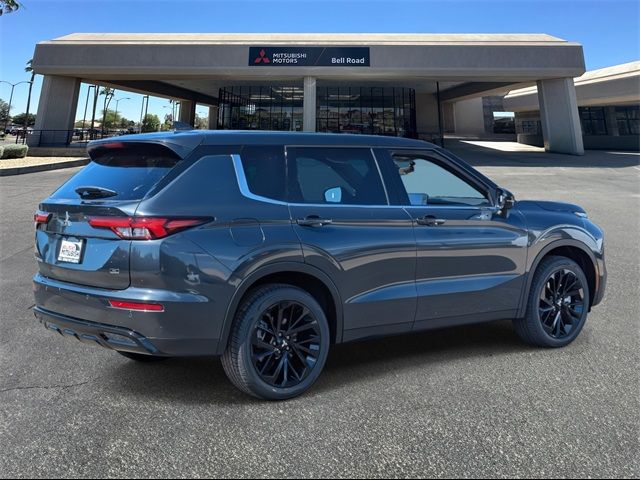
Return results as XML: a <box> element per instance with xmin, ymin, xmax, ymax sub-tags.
<box><xmin>1</xmin><ymin>142</ymin><xmax>638</xmax><ymax>478</ymax></box>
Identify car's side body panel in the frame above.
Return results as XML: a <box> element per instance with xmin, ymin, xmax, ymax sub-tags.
<box><xmin>32</xmin><ymin>132</ymin><xmax>606</xmax><ymax>360</ymax></box>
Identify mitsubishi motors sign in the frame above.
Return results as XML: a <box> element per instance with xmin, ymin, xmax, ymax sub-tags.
<box><xmin>249</xmin><ymin>46</ymin><xmax>370</xmax><ymax>67</ymax></box>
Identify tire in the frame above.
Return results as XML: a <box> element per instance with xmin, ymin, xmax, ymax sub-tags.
<box><xmin>222</xmin><ymin>284</ymin><xmax>330</xmax><ymax>401</ymax></box>
<box><xmin>117</xmin><ymin>351</ymin><xmax>169</xmax><ymax>362</ymax></box>
<box><xmin>514</xmin><ymin>255</ymin><xmax>590</xmax><ymax>348</ymax></box>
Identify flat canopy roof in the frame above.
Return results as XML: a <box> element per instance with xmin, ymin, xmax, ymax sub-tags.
<box><xmin>45</xmin><ymin>32</ymin><xmax>573</xmax><ymax>46</ymax></box>
<box><xmin>32</xmin><ymin>32</ymin><xmax>585</xmax><ymax>105</ymax></box>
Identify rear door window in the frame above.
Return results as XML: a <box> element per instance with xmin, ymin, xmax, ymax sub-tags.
<box><xmin>51</xmin><ymin>142</ymin><xmax>182</xmax><ymax>201</ymax></box>
<box><xmin>239</xmin><ymin>145</ymin><xmax>287</xmax><ymax>201</ymax></box>
<box><xmin>287</xmin><ymin>147</ymin><xmax>388</xmax><ymax>205</ymax></box>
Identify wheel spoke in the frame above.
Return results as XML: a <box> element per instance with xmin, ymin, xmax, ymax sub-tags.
<box><xmin>287</xmin><ymin>306</ymin><xmax>310</xmax><ymax>333</ymax></box>
<box><xmin>287</xmin><ymin>322</ymin><xmax>318</xmax><ymax>336</ymax></box>
<box><xmin>252</xmin><ymin>336</ymin><xmax>275</xmax><ymax>352</ymax></box>
<box><xmin>250</xmin><ymin>299</ymin><xmax>322</xmax><ymax>389</ymax></box>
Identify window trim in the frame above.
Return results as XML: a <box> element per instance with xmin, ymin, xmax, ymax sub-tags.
<box><xmin>231</xmin><ymin>146</ymin><xmax>497</xmax><ymax>210</ymax></box>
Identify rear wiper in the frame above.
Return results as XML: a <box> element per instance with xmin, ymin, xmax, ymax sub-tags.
<box><xmin>75</xmin><ymin>186</ymin><xmax>118</xmax><ymax>199</ymax></box>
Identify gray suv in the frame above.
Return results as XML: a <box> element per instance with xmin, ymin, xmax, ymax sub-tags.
<box><xmin>33</xmin><ymin>131</ymin><xmax>606</xmax><ymax>400</ymax></box>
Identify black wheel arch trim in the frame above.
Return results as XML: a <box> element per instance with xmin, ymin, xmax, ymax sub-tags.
<box><xmin>217</xmin><ymin>262</ymin><xmax>343</xmax><ymax>355</ymax></box>
<box><xmin>517</xmin><ymin>239</ymin><xmax>599</xmax><ymax>318</ymax></box>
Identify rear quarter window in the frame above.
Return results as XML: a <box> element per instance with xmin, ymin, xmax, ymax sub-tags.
<box><xmin>51</xmin><ymin>142</ymin><xmax>182</xmax><ymax>201</ymax></box>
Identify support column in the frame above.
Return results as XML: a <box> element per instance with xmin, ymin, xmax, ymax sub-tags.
<box><xmin>208</xmin><ymin>106</ymin><xmax>218</xmax><ymax>130</ymax></box>
<box><xmin>303</xmin><ymin>76</ymin><xmax>316</xmax><ymax>132</ymax></box>
<box><xmin>29</xmin><ymin>75</ymin><xmax>81</xmax><ymax>147</ymax></box>
<box><xmin>537</xmin><ymin>78</ymin><xmax>584</xmax><ymax>155</ymax></box>
<box><xmin>178</xmin><ymin>100</ymin><xmax>196</xmax><ymax>127</ymax></box>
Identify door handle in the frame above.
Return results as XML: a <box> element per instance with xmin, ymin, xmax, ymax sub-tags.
<box><xmin>297</xmin><ymin>215</ymin><xmax>333</xmax><ymax>227</ymax></box>
<box><xmin>416</xmin><ymin>215</ymin><xmax>446</xmax><ymax>226</ymax></box>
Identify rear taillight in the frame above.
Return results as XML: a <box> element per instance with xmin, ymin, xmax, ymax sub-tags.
<box><xmin>108</xmin><ymin>300</ymin><xmax>164</xmax><ymax>312</ymax></box>
<box><xmin>88</xmin><ymin>216</ymin><xmax>208</xmax><ymax>240</ymax></box>
<box><xmin>34</xmin><ymin>211</ymin><xmax>50</xmax><ymax>228</ymax></box>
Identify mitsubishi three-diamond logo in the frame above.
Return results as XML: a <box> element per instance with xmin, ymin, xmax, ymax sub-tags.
<box><xmin>254</xmin><ymin>49</ymin><xmax>270</xmax><ymax>64</ymax></box>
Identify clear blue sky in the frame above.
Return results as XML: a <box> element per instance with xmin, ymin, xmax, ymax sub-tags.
<box><xmin>1</xmin><ymin>0</ymin><xmax>638</xmax><ymax>124</ymax></box>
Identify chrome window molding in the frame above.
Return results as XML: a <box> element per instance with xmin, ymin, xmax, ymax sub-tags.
<box><xmin>231</xmin><ymin>153</ymin><xmax>498</xmax><ymax>212</ymax></box>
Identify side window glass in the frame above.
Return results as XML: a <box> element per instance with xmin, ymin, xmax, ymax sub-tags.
<box><xmin>288</xmin><ymin>147</ymin><xmax>388</xmax><ymax>205</ymax></box>
<box><xmin>393</xmin><ymin>154</ymin><xmax>489</xmax><ymax>207</ymax></box>
<box><xmin>239</xmin><ymin>145</ymin><xmax>286</xmax><ymax>201</ymax></box>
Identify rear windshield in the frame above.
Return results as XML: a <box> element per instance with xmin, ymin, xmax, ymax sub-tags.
<box><xmin>51</xmin><ymin>142</ymin><xmax>182</xmax><ymax>201</ymax></box>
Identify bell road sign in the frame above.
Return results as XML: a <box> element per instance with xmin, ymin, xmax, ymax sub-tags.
<box><xmin>249</xmin><ymin>47</ymin><xmax>370</xmax><ymax>67</ymax></box>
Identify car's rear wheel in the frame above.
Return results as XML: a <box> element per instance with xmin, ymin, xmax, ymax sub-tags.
<box><xmin>222</xmin><ymin>284</ymin><xmax>330</xmax><ymax>400</ymax></box>
<box><xmin>117</xmin><ymin>351</ymin><xmax>169</xmax><ymax>362</ymax></box>
<box><xmin>514</xmin><ymin>255</ymin><xmax>590</xmax><ymax>347</ymax></box>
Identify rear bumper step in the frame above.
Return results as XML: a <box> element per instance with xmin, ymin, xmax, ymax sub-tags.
<box><xmin>34</xmin><ymin>306</ymin><xmax>159</xmax><ymax>355</ymax></box>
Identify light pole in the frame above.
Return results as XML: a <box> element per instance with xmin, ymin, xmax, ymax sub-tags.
<box><xmin>113</xmin><ymin>97</ymin><xmax>130</xmax><ymax>131</ymax></box>
<box><xmin>81</xmin><ymin>85</ymin><xmax>96</xmax><ymax>134</ymax></box>
<box><xmin>139</xmin><ymin>95</ymin><xmax>149</xmax><ymax>132</ymax></box>
<box><xmin>1</xmin><ymin>80</ymin><xmax>32</xmax><ymax>133</ymax></box>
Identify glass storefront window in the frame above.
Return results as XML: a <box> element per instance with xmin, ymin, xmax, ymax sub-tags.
<box><xmin>218</xmin><ymin>85</ymin><xmax>417</xmax><ymax>137</ymax></box>
<box><xmin>316</xmin><ymin>86</ymin><xmax>416</xmax><ymax>137</ymax></box>
<box><xmin>579</xmin><ymin>107</ymin><xmax>607</xmax><ymax>135</ymax></box>
<box><xmin>616</xmin><ymin>106</ymin><xmax>639</xmax><ymax>136</ymax></box>
<box><xmin>218</xmin><ymin>86</ymin><xmax>304</xmax><ymax>131</ymax></box>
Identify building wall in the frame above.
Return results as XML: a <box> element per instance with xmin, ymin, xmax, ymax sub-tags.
<box><xmin>415</xmin><ymin>93</ymin><xmax>440</xmax><ymax>136</ymax></box>
<box><xmin>453</xmin><ymin>97</ymin><xmax>485</xmax><ymax>135</ymax></box>
<box><xmin>515</xmin><ymin>104</ymin><xmax>640</xmax><ymax>151</ymax></box>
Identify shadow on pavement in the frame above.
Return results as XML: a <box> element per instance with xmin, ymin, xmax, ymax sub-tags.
<box><xmin>103</xmin><ymin>319</ymin><xmax>527</xmax><ymax>405</ymax></box>
<box><xmin>445</xmin><ymin>140</ymin><xmax>640</xmax><ymax>169</ymax></box>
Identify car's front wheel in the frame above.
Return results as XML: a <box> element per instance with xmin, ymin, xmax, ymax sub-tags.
<box><xmin>222</xmin><ymin>284</ymin><xmax>330</xmax><ymax>400</ymax></box>
<box><xmin>514</xmin><ymin>255</ymin><xmax>590</xmax><ymax>347</ymax></box>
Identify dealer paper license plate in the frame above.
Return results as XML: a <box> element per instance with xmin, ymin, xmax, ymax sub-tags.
<box><xmin>58</xmin><ymin>238</ymin><xmax>83</xmax><ymax>264</ymax></box>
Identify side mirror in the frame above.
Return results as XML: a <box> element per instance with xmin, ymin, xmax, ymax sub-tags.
<box><xmin>497</xmin><ymin>188</ymin><xmax>516</xmax><ymax>214</ymax></box>
<box><xmin>324</xmin><ymin>186</ymin><xmax>343</xmax><ymax>203</ymax></box>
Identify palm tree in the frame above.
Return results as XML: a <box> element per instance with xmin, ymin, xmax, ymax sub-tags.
<box><xmin>0</xmin><ymin>0</ymin><xmax>20</xmax><ymax>16</ymax></box>
<box><xmin>99</xmin><ymin>87</ymin><xmax>115</xmax><ymax>134</ymax></box>
<box><xmin>23</xmin><ymin>59</ymin><xmax>35</xmax><ymax>134</ymax></box>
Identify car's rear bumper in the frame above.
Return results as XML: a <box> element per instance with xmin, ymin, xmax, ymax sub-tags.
<box><xmin>33</xmin><ymin>273</ymin><xmax>221</xmax><ymax>356</ymax></box>
<box><xmin>34</xmin><ymin>306</ymin><xmax>160</xmax><ymax>355</ymax></box>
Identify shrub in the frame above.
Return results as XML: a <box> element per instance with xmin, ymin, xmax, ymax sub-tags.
<box><xmin>1</xmin><ymin>144</ymin><xmax>28</xmax><ymax>159</ymax></box>
<box><xmin>0</xmin><ymin>146</ymin><xmax>4</xmax><ymax>158</ymax></box>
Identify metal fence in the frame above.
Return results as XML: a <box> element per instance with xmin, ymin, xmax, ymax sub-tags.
<box><xmin>13</xmin><ymin>129</ymin><xmax>129</xmax><ymax>147</ymax></box>
<box><xmin>11</xmin><ymin>128</ymin><xmax>445</xmax><ymax>148</ymax></box>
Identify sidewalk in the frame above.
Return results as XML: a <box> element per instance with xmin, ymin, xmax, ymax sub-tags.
<box><xmin>445</xmin><ymin>139</ymin><xmax>640</xmax><ymax>168</ymax></box>
<box><xmin>0</xmin><ymin>156</ymin><xmax>89</xmax><ymax>176</ymax></box>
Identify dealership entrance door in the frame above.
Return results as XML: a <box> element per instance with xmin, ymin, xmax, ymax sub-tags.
<box><xmin>217</xmin><ymin>85</ymin><xmax>417</xmax><ymax>136</ymax></box>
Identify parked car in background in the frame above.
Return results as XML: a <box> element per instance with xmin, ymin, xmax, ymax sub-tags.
<box><xmin>32</xmin><ymin>131</ymin><xmax>606</xmax><ymax>400</ymax></box>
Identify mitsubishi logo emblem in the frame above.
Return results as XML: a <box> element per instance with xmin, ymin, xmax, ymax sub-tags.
<box><xmin>62</xmin><ymin>211</ymin><xmax>71</xmax><ymax>227</ymax></box>
<box><xmin>254</xmin><ymin>49</ymin><xmax>270</xmax><ymax>64</ymax></box>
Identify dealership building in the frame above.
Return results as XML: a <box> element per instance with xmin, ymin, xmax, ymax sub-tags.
<box><xmin>504</xmin><ymin>61</ymin><xmax>639</xmax><ymax>151</ymax></box>
<box><xmin>31</xmin><ymin>33</ymin><xmax>590</xmax><ymax>154</ymax></box>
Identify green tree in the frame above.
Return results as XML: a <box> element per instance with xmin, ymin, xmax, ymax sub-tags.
<box><xmin>100</xmin><ymin>109</ymin><xmax>124</xmax><ymax>130</ymax></box>
<box><xmin>0</xmin><ymin>0</ymin><xmax>20</xmax><ymax>15</ymax></box>
<box><xmin>10</xmin><ymin>112</ymin><xmax>36</xmax><ymax>127</ymax></box>
<box><xmin>141</xmin><ymin>113</ymin><xmax>160</xmax><ymax>133</ymax></box>
<box><xmin>0</xmin><ymin>98</ymin><xmax>9</xmax><ymax>125</ymax></box>
<box><xmin>23</xmin><ymin>58</ymin><xmax>36</xmax><ymax>130</ymax></box>
<box><xmin>195</xmin><ymin>113</ymin><xmax>209</xmax><ymax>130</ymax></box>
<box><xmin>99</xmin><ymin>87</ymin><xmax>115</xmax><ymax>133</ymax></box>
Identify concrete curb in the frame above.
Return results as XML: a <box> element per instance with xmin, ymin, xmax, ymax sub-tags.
<box><xmin>0</xmin><ymin>158</ymin><xmax>89</xmax><ymax>176</ymax></box>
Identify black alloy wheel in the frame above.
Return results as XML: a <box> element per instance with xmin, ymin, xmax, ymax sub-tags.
<box><xmin>251</xmin><ymin>300</ymin><xmax>321</xmax><ymax>388</ymax></box>
<box><xmin>513</xmin><ymin>255</ymin><xmax>590</xmax><ymax>348</ymax></box>
<box><xmin>538</xmin><ymin>268</ymin><xmax>586</xmax><ymax>339</ymax></box>
<box><xmin>222</xmin><ymin>284</ymin><xmax>330</xmax><ymax>400</ymax></box>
